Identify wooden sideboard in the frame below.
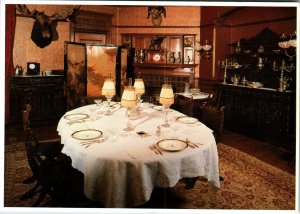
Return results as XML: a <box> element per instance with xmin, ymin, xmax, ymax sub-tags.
<box><xmin>219</xmin><ymin>84</ymin><xmax>296</xmax><ymax>150</ymax></box>
<box><xmin>9</xmin><ymin>75</ymin><xmax>66</xmax><ymax>127</ymax></box>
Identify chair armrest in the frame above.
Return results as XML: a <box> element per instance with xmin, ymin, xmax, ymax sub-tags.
<box><xmin>37</xmin><ymin>140</ymin><xmax>63</xmax><ymax>158</ymax></box>
<box><xmin>38</xmin><ymin>138</ymin><xmax>61</xmax><ymax>144</ymax></box>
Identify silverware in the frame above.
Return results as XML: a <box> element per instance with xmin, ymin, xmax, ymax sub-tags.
<box><xmin>186</xmin><ymin>139</ymin><xmax>200</xmax><ymax>148</ymax></box>
<box><xmin>80</xmin><ymin>138</ymin><xmax>105</xmax><ymax>148</ymax></box>
<box><xmin>67</xmin><ymin>119</ymin><xmax>86</xmax><ymax>125</ymax></box>
<box><xmin>149</xmin><ymin>145</ymin><xmax>159</xmax><ymax>155</ymax></box>
<box><xmin>153</xmin><ymin>144</ymin><xmax>163</xmax><ymax>155</ymax></box>
<box><xmin>149</xmin><ymin>144</ymin><xmax>163</xmax><ymax>155</ymax></box>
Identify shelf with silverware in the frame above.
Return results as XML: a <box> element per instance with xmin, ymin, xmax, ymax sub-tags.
<box><xmin>219</xmin><ymin>27</ymin><xmax>296</xmax><ymax>91</ymax></box>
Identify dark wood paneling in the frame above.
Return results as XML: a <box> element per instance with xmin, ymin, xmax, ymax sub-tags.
<box><xmin>9</xmin><ymin>76</ymin><xmax>66</xmax><ymax>128</ymax></box>
<box><xmin>219</xmin><ymin>84</ymin><xmax>296</xmax><ymax>151</ymax></box>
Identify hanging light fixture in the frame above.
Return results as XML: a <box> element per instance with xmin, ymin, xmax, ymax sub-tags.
<box><xmin>159</xmin><ymin>84</ymin><xmax>174</xmax><ymax>127</ymax></box>
<box><xmin>121</xmin><ymin>78</ymin><xmax>137</xmax><ymax>131</ymax></box>
<box><xmin>193</xmin><ymin>39</ymin><xmax>212</xmax><ymax>58</ymax></box>
<box><xmin>278</xmin><ymin>31</ymin><xmax>297</xmax><ymax>60</ymax></box>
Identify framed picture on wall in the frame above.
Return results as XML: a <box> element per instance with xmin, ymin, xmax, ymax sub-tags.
<box><xmin>184</xmin><ymin>47</ymin><xmax>194</xmax><ymax>64</ymax></box>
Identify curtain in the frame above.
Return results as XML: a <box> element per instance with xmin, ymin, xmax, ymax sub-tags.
<box><xmin>5</xmin><ymin>4</ymin><xmax>16</xmax><ymax>124</ymax></box>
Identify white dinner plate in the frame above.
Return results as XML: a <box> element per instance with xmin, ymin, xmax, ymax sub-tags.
<box><xmin>152</xmin><ymin>105</ymin><xmax>164</xmax><ymax>111</ymax></box>
<box><xmin>64</xmin><ymin>113</ymin><xmax>89</xmax><ymax>121</ymax></box>
<box><xmin>157</xmin><ymin>139</ymin><xmax>188</xmax><ymax>152</ymax></box>
<box><xmin>177</xmin><ymin>116</ymin><xmax>198</xmax><ymax>124</ymax></box>
<box><xmin>71</xmin><ymin>129</ymin><xmax>103</xmax><ymax>140</ymax></box>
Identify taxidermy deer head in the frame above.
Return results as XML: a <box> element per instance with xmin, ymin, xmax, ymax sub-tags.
<box><xmin>16</xmin><ymin>4</ymin><xmax>81</xmax><ymax>48</ymax></box>
<box><xmin>147</xmin><ymin>6</ymin><xmax>166</xmax><ymax>26</ymax></box>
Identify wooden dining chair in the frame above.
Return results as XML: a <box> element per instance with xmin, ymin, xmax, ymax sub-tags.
<box><xmin>195</xmin><ymin>88</ymin><xmax>225</xmax><ymax>182</ymax></box>
<box><xmin>21</xmin><ymin>104</ymin><xmax>63</xmax><ymax>184</ymax></box>
<box><xmin>171</xmin><ymin>94</ymin><xmax>194</xmax><ymax>117</ymax></box>
<box><xmin>21</xmin><ymin>104</ymin><xmax>99</xmax><ymax>207</ymax></box>
<box><xmin>196</xmin><ymin>88</ymin><xmax>225</xmax><ymax>142</ymax></box>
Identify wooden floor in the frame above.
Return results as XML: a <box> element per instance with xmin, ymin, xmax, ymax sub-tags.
<box><xmin>5</xmin><ymin>125</ymin><xmax>295</xmax><ymax>175</ymax></box>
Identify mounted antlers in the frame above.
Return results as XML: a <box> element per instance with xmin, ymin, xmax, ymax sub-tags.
<box><xmin>16</xmin><ymin>4</ymin><xmax>81</xmax><ymax>48</ymax></box>
<box><xmin>147</xmin><ymin>6</ymin><xmax>166</xmax><ymax>26</ymax></box>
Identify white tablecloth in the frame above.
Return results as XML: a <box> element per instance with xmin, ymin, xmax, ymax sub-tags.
<box><xmin>57</xmin><ymin>102</ymin><xmax>220</xmax><ymax>208</ymax></box>
<box><xmin>176</xmin><ymin>92</ymin><xmax>210</xmax><ymax>100</ymax></box>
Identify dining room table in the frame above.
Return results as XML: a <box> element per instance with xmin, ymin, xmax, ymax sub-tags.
<box><xmin>57</xmin><ymin>101</ymin><xmax>220</xmax><ymax>208</ymax></box>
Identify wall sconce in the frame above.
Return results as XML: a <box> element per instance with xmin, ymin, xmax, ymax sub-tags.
<box><xmin>193</xmin><ymin>39</ymin><xmax>212</xmax><ymax>58</ymax></box>
<box><xmin>278</xmin><ymin>31</ymin><xmax>297</xmax><ymax>60</ymax></box>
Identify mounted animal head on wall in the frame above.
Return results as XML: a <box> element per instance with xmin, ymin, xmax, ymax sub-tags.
<box><xmin>147</xmin><ymin>6</ymin><xmax>166</xmax><ymax>26</ymax></box>
<box><xmin>16</xmin><ymin>4</ymin><xmax>81</xmax><ymax>48</ymax></box>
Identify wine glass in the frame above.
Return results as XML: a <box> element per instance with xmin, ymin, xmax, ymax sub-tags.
<box><xmin>88</xmin><ymin>105</ymin><xmax>98</xmax><ymax>121</ymax></box>
<box><xmin>170</xmin><ymin>114</ymin><xmax>180</xmax><ymax>138</ymax></box>
<box><xmin>171</xmin><ymin>122</ymin><xmax>180</xmax><ymax>138</ymax></box>
<box><xmin>94</xmin><ymin>99</ymin><xmax>103</xmax><ymax>106</ymax></box>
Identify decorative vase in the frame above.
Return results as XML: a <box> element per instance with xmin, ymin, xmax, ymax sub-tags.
<box><xmin>169</xmin><ymin>52</ymin><xmax>175</xmax><ymax>63</ymax></box>
<box><xmin>175</xmin><ymin>52</ymin><xmax>181</xmax><ymax>63</ymax></box>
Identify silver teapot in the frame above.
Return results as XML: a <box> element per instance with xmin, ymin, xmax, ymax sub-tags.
<box><xmin>231</xmin><ymin>74</ymin><xmax>240</xmax><ymax>85</ymax></box>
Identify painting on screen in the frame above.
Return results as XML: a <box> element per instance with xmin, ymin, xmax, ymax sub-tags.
<box><xmin>65</xmin><ymin>42</ymin><xmax>87</xmax><ymax>110</ymax></box>
<box><xmin>86</xmin><ymin>45</ymin><xmax>117</xmax><ymax>96</ymax></box>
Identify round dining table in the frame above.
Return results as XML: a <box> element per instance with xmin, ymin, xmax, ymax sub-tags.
<box><xmin>57</xmin><ymin>102</ymin><xmax>220</xmax><ymax>208</ymax></box>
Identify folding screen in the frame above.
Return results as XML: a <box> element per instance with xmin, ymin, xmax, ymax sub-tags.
<box><xmin>86</xmin><ymin>45</ymin><xmax>117</xmax><ymax>96</ymax></box>
<box><xmin>64</xmin><ymin>42</ymin><xmax>128</xmax><ymax>110</ymax></box>
<box><xmin>64</xmin><ymin>42</ymin><xmax>87</xmax><ymax>110</ymax></box>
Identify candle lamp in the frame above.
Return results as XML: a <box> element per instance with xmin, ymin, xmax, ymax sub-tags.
<box><xmin>133</xmin><ymin>78</ymin><xmax>145</xmax><ymax>114</ymax></box>
<box><xmin>121</xmin><ymin>82</ymin><xmax>137</xmax><ymax>131</ymax></box>
<box><xmin>159</xmin><ymin>84</ymin><xmax>174</xmax><ymax>127</ymax></box>
<box><xmin>102</xmin><ymin>78</ymin><xmax>116</xmax><ymax>115</ymax></box>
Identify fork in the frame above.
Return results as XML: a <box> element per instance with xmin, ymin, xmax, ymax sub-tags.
<box><xmin>67</xmin><ymin>119</ymin><xmax>86</xmax><ymax>125</ymax></box>
<box><xmin>152</xmin><ymin>144</ymin><xmax>163</xmax><ymax>155</ymax></box>
<box><xmin>149</xmin><ymin>144</ymin><xmax>163</xmax><ymax>155</ymax></box>
<box><xmin>186</xmin><ymin>139</ymin><xmax>200</xmax><ymax>148</ymax></box>
<box><xmin>149</xmin><ymin>145</ymin><xmax>159</xmax><ymax>155</ymax></box>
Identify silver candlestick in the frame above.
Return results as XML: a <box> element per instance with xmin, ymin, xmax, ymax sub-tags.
<box><xmin>223</xmin><ymin>59</ymin><xmax>228</xmax><ymax>84</ymax></box>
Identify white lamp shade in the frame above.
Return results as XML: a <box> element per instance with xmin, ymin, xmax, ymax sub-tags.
<box><xmin>288</xmin><ymin>39</ymin><xmax>297</xmax><ymax>48</ymax></box>
<box><xmin>159</xmin><ymin>84</ymin><xmax>174</xmax><ymax>107</ymax></box>
<box><xmin>102</xmin><ymin>79</ymin><xmax>116</xmax><ymax>97</ymax></box>
<box><xmin>202</xmin><ymin>40</ymin><xmax>212</xmax><ymax>51</ymax></box>
<box><xmin>121</xmin><ymin>86</ymin><xmax>137</xmax><ymax>108</ymax></box>
<box><xmin>134</xmin><ymin>79</ymin><xmax>145</xmax><ymax>95</ymax></box>
<box><xmin>278</xmin><ymin>41</ymin><xmax>290</xmax><ymax>49</ymax></box>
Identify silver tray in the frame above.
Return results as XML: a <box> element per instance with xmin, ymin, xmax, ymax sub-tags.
<box><xmin>71</xmin><ymin>129</ymin><xmax>103</xmax><ymax>140</ymax></box>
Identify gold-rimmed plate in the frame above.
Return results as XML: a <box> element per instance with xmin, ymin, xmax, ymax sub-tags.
<box><xmin>71</xmin><ymin>129</ymin><xmax>103</xmax><ymax>140</ymax></box>
<box><xmin>64</xmin><ymin>113</ymin><xmax>89</xmax><ymax>121</ymax></box>
<box><xmin>157</xmin><ymin>139</ymin><xmax>188</xmax><ymax>152</ymax></box>
<box><xmin>176</xmin><ymin>116</ymin><xmax>198</xmax><ymax>124</ymax></box>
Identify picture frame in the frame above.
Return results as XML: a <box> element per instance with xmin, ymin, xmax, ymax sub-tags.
<box><xmin>184</xmin><ymin>47</ymin><xmax>194</xmax><ymax>64</ymax></box>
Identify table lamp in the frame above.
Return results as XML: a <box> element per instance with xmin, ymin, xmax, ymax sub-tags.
<box><xmin>159</xmin><ymin>84</ymin><xmax>174</xmax><ymax>127</ymax></box>
<box><xmin>102</xmin><ymin>78</ymin><xmax>116</xmax><ymax>115</ymax></box>
<box><xmin>133</xmin><ymin>78</ymin><xmax>145</xmax><ymax>114</ymax></box>
<box><xmin>121</xmin><ymin>84</ymin><xmax>137</xmax><ymax>131</ymax></box>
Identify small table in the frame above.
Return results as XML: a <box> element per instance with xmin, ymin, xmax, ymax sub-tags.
<box><xmin>57</xmin><ymin>102</ymin><xmax>220</xmax><ymax>208</ymax></box>
<box><xmin>173</xmin><ymin>92</ymin><xmax>210</xmax><ymax>117</ymax></box>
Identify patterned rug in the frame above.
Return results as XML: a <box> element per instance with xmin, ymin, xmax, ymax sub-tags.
<box><xmin>3</xmin><ymin>142</ymin><xmax>295</xmax><ymax>209</ymax></box>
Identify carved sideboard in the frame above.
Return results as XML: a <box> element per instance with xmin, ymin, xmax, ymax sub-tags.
<box><xmin>9</xmin><ymin>75</ymin><xmax>66</xmax><ymax>127</ymax></box>
<box><xmin>219</xmin><ymin>84</ymin><xmax>296</xmax><ymax>150</ymax></box>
